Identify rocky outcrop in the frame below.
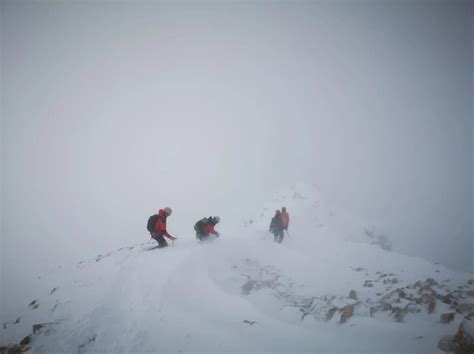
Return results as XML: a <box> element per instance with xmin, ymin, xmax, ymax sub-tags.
<box><xmin>440</xmin><ymin>313</ymin><xmax>456</xmax><ymax>324</ymax></box>
<box><xmin>326</xmin><ymin>307</ymin><xmax>338</xmax><ymax>321</ymax></box>
<box><xmin>363</xmin><ymin>280</ymin><xmax>374</xmax><ymax>288</ymax></box>
<box><xmin>0</xmin><ymin>321</ymin><xmax>58</xmax><ymax>354</ymax></box>
<box><xmin>438</xmin><ymin>318</ymin><xmax>474</xmax><ymax>353</ymax></box>
<box><xmin>455</xmin><ymin>303</ymin><xmax>474</xmax><ymax>314</ymax></box>
<box><xmin>349</xmin><ymin>290</ymin><xmax>358</xmax><ymax>301</ymax></box>
<box><xmin>0</xmin><ymin>335</ymin><xmax>32</xmax><ymax>354</ymax></box>
<box><xmin>339</xmin><ymin>304</ymin><xmax>355</xmax><ymax>324</ymax></box>
<box><xmin>237</xmin><ymin>259</ymin><xmax>474</xmax><ymax>331</ymax></box>
<box><xmin>438</xmin><ymin>335</ymin><xmax>459</xmax><ymax>352</ymax></box>
<box><xmin>391</xmin><ymin>307</ymin><xmax>408</xmax><ymax>322</ymax></box>
<box><xmin>364</xmin><ymin>228</ymin><xmax>392</xmax><ymax>251</ymax></box>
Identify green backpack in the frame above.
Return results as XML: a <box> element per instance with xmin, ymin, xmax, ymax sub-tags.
<box><xmin>194</xmin><ymin>217</ymin><xmax>209</xmax><ymax>232</ymax></box>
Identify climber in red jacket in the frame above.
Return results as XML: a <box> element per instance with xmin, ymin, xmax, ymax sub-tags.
<box><xmin>151</xmin><ymin>207</ymin><xmax>176</xmax><ymax>248</ymax></box>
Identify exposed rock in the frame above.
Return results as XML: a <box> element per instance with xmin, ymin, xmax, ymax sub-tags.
<box><xmin>369</xmin><ymin>306</ymin><xmax>379</xmax><ymax>317</ymax></box>
<box><xmin>28</xmin><ymin>300</ymin><xmax>39</xmax><ymax>310</ymax></box>
<box><xmin>440</xmin><ymin>313</ymin><xmax>455</xmax><ymax>324</ymax></box>
<box><xmin>349</xmin><ymin>290</ymin><xmax>358</xmax><ymax>301</ymax></box>
<box><xmin>450</xmin><ymin>290</ymin><xmax>466</xmax><ymax>300</ymax></box>
<box><xmin>455</xmin><ymin>303</ymin><xmax>474</xmax><ymax>314</ymax></box>
<box><xmin>340</xmin><ymin>304</ymin><xmax>355</xmax><ymax>323</ymax></box>
<box><xmin>3</xmin><ymin>317</ymin><xmax>21</xmax><ymax>330</ymax></box>
<box><xmin>32</xmin><ymin>323</ymin><xmax>46</xmax><ymax>334</ymax></box>
<box><xmin>439</xmin><ymin>294</ymin><xmax>455</xmax><ymax>305</ymax></box>
<box><xmin>405</xmin><ymin>302</ymin><xmax>421</xmax><ymax>313</ymax></box>
<box><xmin>415</xmin><ymin>278</ymin><xmax>438</xmax><ymax>292</ymax></box>
<box><xmin>439</xmin><ymin>318</ymin><xmax>474</xmax><ymax>353</ymax></box>
<box><xmin>453</xmin><ymin>318</ymin><xmax>474</xmax><ymax>353</ymax></box>
<box><xmin>392</xmin><ymin>307</ymin><xmax>407</xmax><ymax>322</ymax></box>
<box><xmin>438</xmin><ymin>335</ymin><xmax>458</xmax><ymax>352</ymax></box>
<box><xmin>380</xmin><ymin>302</ymin><xmax>393</xmax><ymax>311</ymax></box>
<box><xmin>398</xmin><ymin>289</ymin><xmax>409</xmax><ymax>299</ymax></box>
<box><xmin>0</xmin><ymin>332</ymin><xmax>32</xmax><ymax>353</ymax></box>
<box><xmin>427</xmin><ymin>297</ymin><xmax>436</xmax><ymax>314</ymax></box>
<box><xmin>383</xmin><ymin>278</ymin><xmax>399</xmax><ymax>285</ymax></box>
<box><xmin>241</xmin><ymin>280</ymin><xmax>258</xmax><ymax>295</ymax></box>
<box><xmin>419</xmin><ymin>286</ymin><xmax>436</xmax><ymax>297</ymax></box>
<box><xmin>352</xmin><ymin>267</ymin><xmax>366</xmax><ymax>272</ymax></box>
<box><xmin>326</xmin><ymin>307</ymin><xmax>338</xmax><ymax>321</ymax></box>
<box><xmin>421</xmin><ymin>292</ymin><xmax>436</xmax><ymax>304</ymax></box>
<box><xmin>78</xmin><ymin>335</ymin><xmax>96</xmax><ymax>352</ymax></box>
<box><xmin>381</xmin><ymin>288</ymin><xmax>406</xmax><ymax>302</ymax></box>
<box><xmin>6</xmin><ymin>345</ymin><xmax>22</xmax><ymax>354</ymax></box>
<box><xmin>363</xmin><ymin>280</ymin><xmax>374</xmax><ymax>288</ymax></box>
<box><xmin>19</xmin><ymin>336</ymin><xmax>31</xmax><ymax>347</ymax></box>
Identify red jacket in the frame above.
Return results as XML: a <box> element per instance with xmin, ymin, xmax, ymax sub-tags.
<box><xmin>154</xmin><ymin>209</ymin><xmax>173</xmax><ymax>239</ymax></box>
<box><xmin>202</xmin><ymin>224</ymin><xmax>217</xmax><ymax>236</ymax></box>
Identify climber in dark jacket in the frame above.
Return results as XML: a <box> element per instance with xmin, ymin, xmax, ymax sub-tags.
<box><xmin>269</xmin><ymin>210</ymin><xmax>284</xmax><ymax>243</ymax></box>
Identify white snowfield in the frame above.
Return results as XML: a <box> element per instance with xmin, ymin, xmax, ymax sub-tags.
<box><xmin>2</xmin><ymin>184</ymin><xmax>473</xmax><ymax>353</ymax></box>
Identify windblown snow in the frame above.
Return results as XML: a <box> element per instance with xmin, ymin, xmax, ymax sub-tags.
<box><xmin>2</xmin><ymin>184</ymin><xmax>473</xmax><ymax>353</ymax></box>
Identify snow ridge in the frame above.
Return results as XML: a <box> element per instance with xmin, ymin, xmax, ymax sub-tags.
<box><xmin>1</xmin><ymin>184</ymin><xmax>473</xmax><ymax>353</ymax></box>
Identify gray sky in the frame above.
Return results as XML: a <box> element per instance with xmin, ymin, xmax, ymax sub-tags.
<box><xmin>1</xmin><ymin>0</ymin><xmax>472</xmax><ymax>310</ymax></box>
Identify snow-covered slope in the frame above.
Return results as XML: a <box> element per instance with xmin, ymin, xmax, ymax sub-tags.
<box><xmin>245</xmin><ymin>183</ymin><xmax>391</xmax><ymax>249</ymax></box>
<box><xmin>2</xmin><ymin>184</ymin><xmax>473</xmax><ymax>353</ymax></box>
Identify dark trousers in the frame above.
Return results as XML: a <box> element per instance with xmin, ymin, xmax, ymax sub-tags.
<box><xmin>196</xmin><ymin>232</ymin><xmax>209</xmax><ymax>241</ymax></box>
<box><xmin>273</xmin><ymin>230</ymin><xmax>284</xmax><ymax>243</ymax></box>
<box><xmin>151</xmin><ymin>233</ymin><xmax>168</xmax><ymax>248</ymax></box>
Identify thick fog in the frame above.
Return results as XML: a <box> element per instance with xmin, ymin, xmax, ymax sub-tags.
<box><xmin>1</xmin><ymin>1</ymin><xmax>472</xmax><ymax>311</ymax></box>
